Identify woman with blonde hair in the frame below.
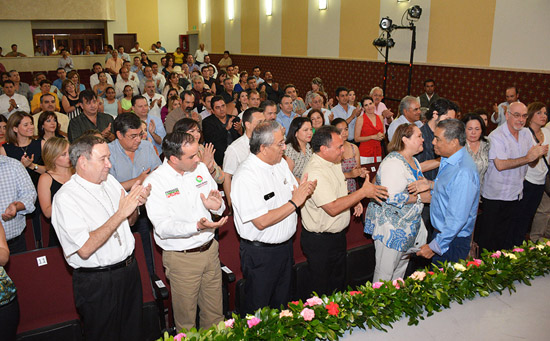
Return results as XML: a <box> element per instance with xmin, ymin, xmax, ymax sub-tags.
<box><xmin>37</xmin><ymin>137</ymin><xmax>73</xmax><ymax>246</ymax></box>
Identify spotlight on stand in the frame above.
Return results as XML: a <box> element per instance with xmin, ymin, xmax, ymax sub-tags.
<box><xmin>372</xmin><ymin>37</ymin><xmax>395</xmax><ymax>48</ymax></box>
<box><xmin>379</xmin><ymin>17</ymin><xmax>393</xmax><ymax>31</ymax></box>
<box><xmin>407</xmin><ymin>5</ymin><xmax>422</xmax><ymax>20</ymax></box>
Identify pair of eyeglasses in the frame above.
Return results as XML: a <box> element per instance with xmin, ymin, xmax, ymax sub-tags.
<box><xmin>509</xmin><ymin>112</ymin><xmax>529</xmax><ymax>120</ymax></box>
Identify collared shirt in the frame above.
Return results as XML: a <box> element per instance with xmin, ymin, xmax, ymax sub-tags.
<box><xmin>223</xmin><ymin>134</ymin><xmax>250</xmax><ymax>175</ymax></box>
<box><xmin>194</xmin><ymin>49</ymin><xmax>208</xmax><ymax>63</ymax></box>
<box><xmin>231</xmin><ymin>154</ymin><xmax>298</xmax><ymax>244</ymax></box>
<box><xmin>0</xmin><ymin>156</ymin><xmax>36</xmax><ymax>240</ymax></box>
<box><xmin>301</xmin><ymin>154</ymin><xmax>350</xmax><ymax>233</ymax></box>
<box><xmin>30</xmin><ymin>92</ymin><xmax>60</xmax><ymax>113</ymax></box>
<box><xmin>105</xmin><ymin>57</ymin><xmax>124</xmax><ymax>75</ymax></box>
<box><xmin>292</xmin><ymin>99</ymin><xmax>306</xmax><ymax>114</ymax></box>
<box><xmin>429</xmin><ymin>147</ymin><xmax>480</xmax><ymax>255</ymax></box>
<box><xmin>525</xmin><ymin>127</ymin><xmax>550</xmax><ymax>185</ymax></box>
<box><xmin>32</xmin><ymin>111</ymin><xmax>69</xmax><ymax>135</ymax></box>
<box><xmin>276</xmin><ymin>111</ymin><xmax>298</xmax><ymax>136</ymax></box>
<box><xmin>152</xmin><ymin>72</ymin><xmax>166</xmax><ymax>93</ymax></box>
<box><xmin>143</xmin><ymin>114</ymin><xmax>166</xmax><ymax>155</ymax></box>
<box><xmin>115</xmin><ymin>79</ymin><xmax>139</xmax><ymax>99</ymax></box>
<box><xmin>0</xmin><ymin>93</ymin><xmax>30</xmax><ymax>118</ymax></box>
<box><xmin>482</xmin><ymin>124</ymin><xmax>534</xmax><ymax>201</ymax></box>
<box><xmin>387</xmin><ymin>115</ymin><xmax>423</xmax><ymax>141</ymax></box>
<box><xmin>89</xmin><ymin>73</ymin><xmax>114</xmax><ymax>91</ymax></box>
<box><xmin>415</xmin><ymin>123</ymin><xmax>438</xmax><ymax>180</ymax></box>
<box><xmin>143</xmin><ymin>93</ymin><xmax>166</xmax><ymax>119</ymax></box>
<box><xmin>304</xmin><ymin>108</ymin><xmax>331</xmax><ymax>125</ymax></box>
<box><xmin>67</xmin><ymin>112</ymin><xmax>114</xmax><ymax>143</ymax></box>
<box><xmin>139</xmin><ymin>77</ymin><xmax>162</xmax><ymax>95</ymax></box>
<box><xmin>491</xmin><ymin>101</ymin><xmax>519</xmax><ymax>126</ymax></box>
<box><xmin>108</xmin><ymin>139</ymin><xmax>161</xmax><ymax>183</ymax></box>
<box><xmin>331</xmin><ymin>103</ymin><xmax>357</xmax><ymax>141</ymax></box>
<box><xmin>52</xmin><ymin>174</ymin><xmax>135</xmax><ymax>269</ymax></box>
<box><xmin>144</xmin><ymin>160</ymin><xmax>225</xmax><ymax>251</ymax></box>
<box><xmin>58</xmin><ymin>57</ymin><xmax>74</xmax><ymax>72</ymax></box>
<box><xmin>118</xmin><ymin>52</ymin><xmax>130</xmax><ymax>62</ymax></box>
<box><xmin>253</xmin><ymin>76</ymin><xmax>264</xmax><ymax>84</ymax></box>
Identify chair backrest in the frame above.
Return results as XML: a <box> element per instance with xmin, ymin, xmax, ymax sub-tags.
<box><xmin>5</xmin><ymin>246</ymin><xmax>78</xmax><ymax>334</ymax></box>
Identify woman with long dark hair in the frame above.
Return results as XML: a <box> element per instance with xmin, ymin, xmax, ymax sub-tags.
<box><xmin>284</xmin><ymin>117</ymin><xmax>313</xmax><ymax>180</ymax></box>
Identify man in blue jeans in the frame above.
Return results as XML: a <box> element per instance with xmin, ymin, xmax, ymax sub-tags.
<box><xmin>409</xmin><ymin>119</ymin><xmax>480</xmax><ymax>263</ymax></box>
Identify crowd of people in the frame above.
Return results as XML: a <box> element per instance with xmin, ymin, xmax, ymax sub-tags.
<box><xmin>0</xmin><ymin>42</ymin><xmax>549</xmax><ymax>340</ymax></box>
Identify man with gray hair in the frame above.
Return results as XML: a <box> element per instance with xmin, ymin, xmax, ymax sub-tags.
<box><xmin>387</xmin><ymin>95</ymin><xmax>423</xmax><ymax>141</ymax></box>
<box><xmin>304</xmin><ymin>92</ymin><xmax>331</xmax><ymax>123</ymax></box>
<box><xmin>370</xmin><ymin>86</ymin><xmax>394</xmax><ymax>126</ymax></box>
<box><xmin>409</xmin><ymin>119</ymin><xmax>480</xmax><ymax>263</ymax></box>
<box><xmin>231</xmin><ymin>121</ymin><xmax>317</xmax><ymax>314</ymax></box>
<box><xmin>52</xmin><ymin>134</ymin><xmax>151</xmax><ymax>340</ymax></box>
<box><xmin>142</xmin><ymin>79</ymin><xmax>166</xmax><ymax>119</ymax></box>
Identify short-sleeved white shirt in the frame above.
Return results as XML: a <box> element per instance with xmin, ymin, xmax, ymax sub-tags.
<box><xmin>231</xmin><ymin>154</ymin><xmax>298</xmax><ymax>243</ymax></box>
<box><xmin>223</xmin><ymin>134</ymin><xmax>250</xmax><ymax>175</ymax></box>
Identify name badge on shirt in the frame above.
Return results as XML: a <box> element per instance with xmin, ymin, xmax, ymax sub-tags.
<box><xmin>195</xmin><ymin>175</ymin><xmax>209</xmax><ymax>188</ymax></box>
<box><xmin>264</xmin><ymin>192</ymin><xmax>275</xmax><ymax>201</ymax></box>
<box><xmin>165</xmin><ymin>188</ymin><xmax>180</xmax><ymax>198</ymax></box>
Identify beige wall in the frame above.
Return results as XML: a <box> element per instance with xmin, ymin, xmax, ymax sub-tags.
<box><xmin>0</xmin><ymin>21</ymin><xmax>34</xmax><ymax>56</ymax></box>
<box><xmin>0</xmin><ymin>0</ymin><xmax>115</xmax><ymax>20</ymax></box>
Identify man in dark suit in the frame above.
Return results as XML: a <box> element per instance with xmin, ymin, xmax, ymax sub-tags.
<box><xmin>418</xmin><ymin>79</ymin><xmax>440</xmax><ymax>109</ymax></box>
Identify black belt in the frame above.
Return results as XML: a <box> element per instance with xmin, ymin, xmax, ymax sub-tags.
<box><xmin>7</xmin><ymin>233</ymin><xmax>24</xmax><ymax>245</ymax></box>
<box><xmin>177</xmin><ymin>239</ymin><xmax>214</xmax><ymax>253</ymax></box>
<box><xmin>75</xmin><ymin>253</ymin><xmax>135</xmax><ymax>273</ymax></box>
<box><xmin>241</xmin><ymin>239</ymin><xmax>288</xmax><ymax>248</ymax></box>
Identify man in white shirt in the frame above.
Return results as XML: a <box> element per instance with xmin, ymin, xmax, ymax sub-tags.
<box><xmin>89</xmin><ymin>62</ymin><xmax>114</xmax><ymax>89</ymax></box>
<box><xmin>304</xmin><ymin>92</ymin><xmax>331</xmax><ymax>123</ymax></box>
<box><xmin>223</xmin><ymin>107</ymin><xmax>265</xmax><ymax>209</ymax></box>
<box><xmin>331</xmin><ymin>86</ymin><xmax>359</xmax><ymax>141</ymax></box>
<box><xmin>115</xmin><ymin>67</ymin><xmax>139</xmax><ymax>99</ymax></box>
<box><xmin>57</xmin><ymin>50</ymin><xmax>74</xmax><ymax>72</ymax></box>
<box><xmin>130</xmin><ymin>42</ymin><xmax>144</xmax><ymax>53</ymax></box>
<box><xmin>142</xmin><ymin>80</ymin><xmax>166</xmax><ymax>119</ymax></box>
<box><xmin>492</xmin><ymin>86</ymin><xmax>520</xmax><ymax>126</ymax></box>
<box><xmin>387</xmin><ymin>96</ymin><xmax>423</xmax><ymax>141</ymax></box>
<box><xmin>151</xmin><ymin>62</ymin><xmax>166</xmax><ymax>93</ymax></box>
<box><xmin>117</xmin><ymin>45</ymin><xmax>130</xmax><ymax>62</ymax></box>
<box><xmin>52</xmin><ymin>134</ymin><xmax>151</xmax><ymax>340</ymax></box>
<box><xmin>194</xmin><ymin>43</ymin><xmax>208</xmax><ymax>64</ymax></box>
<box><xmin>139</xmin><ymin>66</ymin><xmax>161</xmax><ymax>94</ymax></box>
<box><xmin>0</xmin><ymin>80</ymin><xmax>30</xmax><ymax>118</ymax></box>
<box><xmin>231</xmin><ymin>121</ymin><xmax>317</xmax><ymax>314</ymax></box>
<box><xmin>156</xmin><ymin>41</ymin><xmax>167</xmax><ymax>53</ymax></box>
<box><xmin>144</xmin><ymin>131</ymin><xmax>227</xmax><ymax>331</ymax></box>
<box><xmin>117</xmin><ymin>60</ymin><xmax>140</xmax><ymax>84</ymax></box>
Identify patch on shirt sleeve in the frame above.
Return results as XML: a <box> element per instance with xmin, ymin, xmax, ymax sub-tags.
<box><xmin>165</xmin><ymin>188</ymin><xmax>180</xmax><ymax>198</ymax></box>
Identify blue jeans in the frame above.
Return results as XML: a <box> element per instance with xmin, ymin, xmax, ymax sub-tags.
<box><xmin>432</xmin><ymin>233</ymin><xmax>471</xmax><ymax>264</ymax></box>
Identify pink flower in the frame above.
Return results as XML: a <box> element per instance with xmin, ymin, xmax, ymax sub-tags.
<box><xmin>546</xmin><ymin>241</ymin><xmax>550</xmax><ymax>247</ymax></box>
<box><xmin>490</xmin><ymin>251</ymin><xmax>502</xmax><ymax>258</ymax></box>
<box><xmin>513</xmin><ymin>248</ymin><xmax>524</xmax><ymax>252</ymax></box>
<box><xmin>530</xmin><ymin>247</ymin><xmax>535</xmax><ymax>250</ymax></box>
<box><xmin>439</xmin><ymin>268</ymin><xmax>444</xmax><ymax>272</ymax></box>
<box><xmin>392</xmin><ymin>278</ymin><xmax>404</xmax><ymax>289</ymax></box>
<box><xmin>372</xmin><ymin>281</ymin><xmax>384</xmax><ymax>289</ymax></box>
<box><xmin>247</xmin><ymin>317</ymin><xmax>261</xmax><ymax>328</ymax></box>
<box><xmin>349</xmin><ymin>290</ymin><xmax>362</xmax><ymax>296</ymax></box>
<box><xmin>174</xmin><ymin>333</ymin><xmax>186</xmax><ymax>341</ymax></box>
<box><xmin>300</xmin><ymin>308</ymin><xmax>315</xmax><ymax>321</ymax></box>
<box><xmin>325</xmin><ymin>302</ymin><xmax>340</xmax><ymax>316</ymax></box>
<box><xmin>305</xmin><ymin>296</ymin><xmax>323</xmax><ymax>307</ymax></box>
<box><xmin>474</xmin><ymin>259</ymin><xmax>482</xmax><ymax>266</ymax></box>
<box><xmin>279</xmin><ymin>310</ymin><xmax>293</xmax><ymax>318</ymax></box>
<box><xmin>428</xmin><ymin>271</ymin><xmax>435</xmax><ymax>275</ymax></box>
<box><xmin>224</xmin><ymin>319</ymin><xmax>235</xmax><ymax>328</ymax></box>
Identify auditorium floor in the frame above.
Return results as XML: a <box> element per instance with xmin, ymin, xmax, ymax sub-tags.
<box><xmin>343</xmin><ymin>275</ymin><xmax>550</xmax><ymax>340</ymax></box>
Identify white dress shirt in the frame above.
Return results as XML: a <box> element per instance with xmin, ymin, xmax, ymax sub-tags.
<box><xmin>223</xmin><ymin>134</ymin><xmax>250</xmax><ymax>175</ymax></box>
<box><xmin>231</xmin><ymin>154</ymin><xmax>298</xmax><ymax>244</ymax></box>
<box><xmin>144</xmin><ymin>160</ymin><xmax>225</xmax><ymax>251</ymax></box>
<box><xmin>115</xmin><ymin>79</ymin><xmax>139</xmax><ymax>99</ymax></box>
<box><xmin>0</xmin><ymin>93</ymin><xmax>30</xmax><ymax>118</ymax></box>
<box><xmin>153</xmin><ymin>72</ymin><xmax>166</xmax><ymax>93</ymax></box>
<box><xmin>89</xmin><ymin>73</ymin><xmax>114</xmax><ymax>89</ymax></box>
<box><xmin>143</xmin><ymin>93</ymin><xmax>166</xmax><ymax>119</ymax></box>
<box><xmin>52</xmin><ymin>174</ymin><xmax>135</xmax><ymax>269</ymax></box>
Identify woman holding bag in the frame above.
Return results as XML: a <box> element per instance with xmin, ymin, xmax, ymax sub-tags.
<box><xmin>364</xmin><ymin>123</ymin><xmax>430</xmax><ymax>281</ymax></box>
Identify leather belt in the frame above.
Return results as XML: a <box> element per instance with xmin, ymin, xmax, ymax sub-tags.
<box><xmin>178</xmin><ymin>239</ymin><xmax>214</xmax><ymax>254</ymax></box>
<box><xmin>241</xmin><ymin>239</ymin><xmax>288</xmax><ymax>248</ymax></box>
<box><xmin>76</xmin><ymin>253</ymin><xmax>135</xmax><ymax>273</ymax></box>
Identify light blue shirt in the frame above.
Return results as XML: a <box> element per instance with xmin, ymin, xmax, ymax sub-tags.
<box><xmin>276</xmin><ymin>111</ymin><xmax>298</xmax><ymax>136</ymax></box>
<box><xmin>429</xmin><ymin>147</ymin><xmax>480</xmax><ymax>255</ymax></box>
<box><xmin>145</xmin><ymin>114</ymin><xmax>166</xmax><ymax>155</ymax></box>
<box><xmin>387</xmin><ymin>115</ymin><xmax>423</xmax><ymax>141</ymax></box>
<box><xmin>108</xmin><ymin>139</ymin><xmax>161</xmax><ymax>183</ymax></box>
<box><xmin>0</xmin><ymin>156</ymin><xmax>36</xmax><ymax>240</ymax></box>
<box><xmin>331</xmin><ymin>103</ymin><xmax>356</xmax><ymax>141</ymax></box>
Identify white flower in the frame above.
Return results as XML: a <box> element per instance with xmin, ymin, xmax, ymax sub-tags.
<box><xmin>453</xmin><ymin>263</ymin><xmax>466</xmax><ymax>271</ymax></box>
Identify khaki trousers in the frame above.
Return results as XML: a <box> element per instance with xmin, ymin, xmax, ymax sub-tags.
<box><xmin>531</xmin><ymin>192</ymin><xmax>550</xmax><ymax>242</ymax></box>
<box><xmin>163</xmin><ymin>239</ymin><xmax>223</xmax><ymax>331</ymax></box>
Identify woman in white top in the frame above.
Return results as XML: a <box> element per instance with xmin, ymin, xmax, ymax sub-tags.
<box><xmin>520</xmin><ymin>102</ymin><xmax>550</xmax><ymax>242</ymax></box>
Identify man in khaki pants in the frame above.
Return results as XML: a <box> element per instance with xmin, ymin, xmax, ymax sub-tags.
<box><xmin>531</xmin><ymin>193</ymin><xmax>550</xmax><ymax>242</ymax></box>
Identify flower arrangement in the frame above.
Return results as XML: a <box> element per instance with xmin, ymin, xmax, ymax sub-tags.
<box><xmin>158</xmin><ymin>240</ymin><xmax>550</xmax><ymax>340</ymax></box>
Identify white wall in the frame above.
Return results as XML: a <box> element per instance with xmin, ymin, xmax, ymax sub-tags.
<box><xmin>106</xmin><ymin>0</ymin><xmax>127</xmax><ymax>45</ymax></box>
<box><xmin>490</xmin><ymin>0</ymin><xmax>550</xmax><ymax>70</ymax></box>
<box><xmin>307</xmin><ymin>0</ymin><xmax>340</xmax><ymax>58</ymax></box>
<box><xmin>259</xmin><ymin>0</ymin><xmax>281</xmax><ymax>55</ymax></box>
<box><xmin>198</xmin><ymin>0</ymin><xmax>212</xmax><ymax>55</ymax></box>
<box><xmin>158</xmin><ymin>0</ymin><xmax>189</xmax><ymax>52</ymax></box>
<box><xmin>225</xmin><ymin>0</ymin><xmax>241</xmax><ymax>53</ymax></box>
<box><xmin>0</xmin><ymin>21</ymin><xmax>34</xmax><ymax>56</ymax></box>
<box><xmin>378</xmin><ymin>0</ymin><xmax>431</xmax><ymax>63</ymax></box>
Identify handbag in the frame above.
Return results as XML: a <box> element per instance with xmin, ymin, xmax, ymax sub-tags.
<box><xmin>528</xmin><ymin>127</ymin><xmax>550</xmax><ymax>195</ymax></box>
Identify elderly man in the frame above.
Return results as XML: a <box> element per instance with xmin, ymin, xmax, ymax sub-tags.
<box><xmin>370</xmin><ymin>87</ymin><xmax>394</xmax><ymax>126</ymax></box>
<box><xmin>108</xmin><ymin>113</ymin><xmax>161</xmax><ymax>275</ymax></box>
<box><xmin>409</xmin><ymin>119</ymin><xmax>480</xmax><ymax>263</ymax></box>
<box><xmin>491</xmin><ymin>86</ymin><xmax>520</xmax><ymax>126</ymax></box>
<box><xmin>231</xmin><ymin>121</ymin><xmax>317</xmax><ymax>314</ymax></box>
<box><xmin>142</xmin><ymin>79</ymin><xmax>166</xmax><ymax>119</ymax></box>
<box><xmin>32</xmin><ymin>93</ymin><xmax>69</xmax><ymax>135</ymax></box>
<box><xmin>139</xmin><ymin>66</ymin><xmax>161</xmax><ymax>94</ymax></box>
<box><xmin>52</xmin><ymin>135</ymin><xmax>150</xmax><ymax>340</ymax></box>
<box><xmin>284</xmin><ymin>84</ymin><xmax>306</xmax><ymax>116</ymax></box>
<box><xmin>202</xmin><ymin>95</ymin><xmax>241</xmax><ymax>166</ymax></box>
<box><xmin>301</xmin><ymin>126</ymin><xmax>388</xmax><ymax>296</ymax></box>
<box><xmin>276</xmin><ymin>95</ymin><xmax>297</xmax><ymax>136</ymax></box>
<box><xmin>477</xmin><ymin>102</ymin><xmax>548</xmax><ymax>251</ymax></box>
<box><xmin>260</xmin><ymin>100</ymin><xmax>277</xmax><ymax>121</ymax></box>
<box><xmin>1</xmin><ymin>155</ymin><xmax>36</xmax><ymax>254</ymax></box>
<box><xmin>151</xmin><ymin>62</ymin><xmax>166</xmax><ymax>93</ymax></box>
<box><xmin>0</xmin><ymin>80</ymin><xmax>30</xmax><ymax>118</ymax></box>
<box><xmin>68</xmin><ymin>90</ymin><xmax>115</xmax><ymax>143</ymax></box>
<box><xmin>132</xmin><ymin>95</ymin><xmax>166</xmax><ymax>155</ymax></box>
<box><xmin>223</xmin><ymin>107</ymin><xmax>265</xmax><ymax>209</ymax></box>
<box><xmin>115</xmin><ymin>67</ymin><xmax>139</xmax><ymax>99</ymax></box>
<box><xmin>58</xmin><ymin>50</ymin><xmax>74</xmax><ymax>72</ymax></box>
<box><xmin>305</xmin><ymin>92</ymin><xmax>331</xmax><ymax>123</ymax></box>
<box><xmin>105</xmin><ymin>50</ymin><xmax>124</xmax><ymax>79</ymax></box>
<box><xmin>331</xmin><ymin>87</ymin><xmax>359</xmax><ymax>141</ymax></box>
<box><xmin>417</xmin><ymin>79</ymin><xmax>439</xmax><ymax>109</ymax></box>
<box><xmin>387</xmin><ymin>96</ymin><xmax>423</xmax><ymax>141</ymax></box>
<box><xmin>145</xmin><ymin>132</ymin><xmax>228</xmax><ymax>331</ymax></box>
<box><xmin>30</xmin><ymin>80</ymin><xmax>60</xmax><ymax>114</ymax></box>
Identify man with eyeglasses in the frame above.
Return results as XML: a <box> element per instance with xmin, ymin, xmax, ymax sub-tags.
<box><xmin>108</xmin><ymin>112</ymin><xmax>161</xmax><ymax>275</ymax></box>
<box><xmin>477</xmin><ymin>102</ymin><xmax>548</xmax><ymax>252</ymax></box>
